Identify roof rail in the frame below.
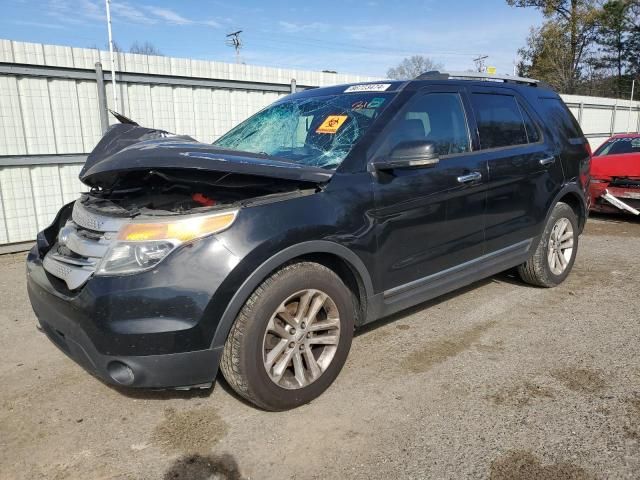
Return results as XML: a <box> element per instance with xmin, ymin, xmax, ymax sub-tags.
<box><xmin>415</xmin><ymin>70</ymin><xmax>543</xmax><ymax>87</ymax></box>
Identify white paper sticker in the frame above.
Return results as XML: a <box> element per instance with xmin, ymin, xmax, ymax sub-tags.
<box><xmin>344</xmin><ymin>83</ymin><xmax>391</xmax><ymax>93</ymax></box>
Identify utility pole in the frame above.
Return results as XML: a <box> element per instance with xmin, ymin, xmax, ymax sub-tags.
<box><xmin>105</xmin><ymin>0</ymin><xmax>117</xmax><ymax>108</ymax></box>
<box><xmin>627</xmin><ymin>78</ymin><xmax>635</xmax><ymax>133</ymax></box>
<box><xmin>473</xmin><ymin>55</ymin><xmax>488</xmax><ymax>73</ymax></box>
<box><xmin>226</xmin><ymin>30</ymin><xmax>243</xmax><ymax>64</ymax></box>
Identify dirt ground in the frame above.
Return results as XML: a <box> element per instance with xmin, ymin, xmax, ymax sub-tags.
<box><xmin>1</xmin><ymin>214</ymin><xmax>639</xmax><ymax>479</ymax></box>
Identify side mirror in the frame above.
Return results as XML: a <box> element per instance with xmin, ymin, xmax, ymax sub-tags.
<box><xmin>373</xmin><ymin>140</ymin><xmax>439</xmax><ymax>171</ymax></box>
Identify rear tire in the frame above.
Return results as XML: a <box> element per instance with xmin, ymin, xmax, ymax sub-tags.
<box><xmin>220</xmin><ymin>262</ymin><xmax>355</xmax><ymax>411</ymax></box>
<box><xmin>518</xmin><ymin>202</ymin><xmax>579</xmax><ymax>287</ymax></box>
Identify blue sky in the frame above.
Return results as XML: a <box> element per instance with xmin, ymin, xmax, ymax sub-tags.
<box><xmin>2</xmin><ymin>0</ymin><xmax>543</xmax><ymax>76</ymax></box>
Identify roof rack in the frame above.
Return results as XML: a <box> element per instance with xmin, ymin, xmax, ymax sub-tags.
<box><xmin>415</xmin><ymin>70</ymin><xmax>543</xmax><ymax>87</ymax></box>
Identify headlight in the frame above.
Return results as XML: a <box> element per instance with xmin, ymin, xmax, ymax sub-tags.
<box><xmin>96</xmin><ymin>210</ymin><xmax>237</xmax><ymax>275</ymax></box>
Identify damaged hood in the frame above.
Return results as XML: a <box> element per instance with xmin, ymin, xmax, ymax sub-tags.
<box><xmin>80</xmin><ymin>124</ymin><xmax>333</xmax><ymax>188</ymax></box>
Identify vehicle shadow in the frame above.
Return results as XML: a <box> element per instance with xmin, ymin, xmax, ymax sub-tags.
<box><xmin>108</xmin><ymin>270</ymin><xmax>526</xmax><ymax>405</ymax></box>
<box><xmin>354</xmin><ymin>270</ymin><xmax>522</xmax><ymax>338</ymax></box>
<box><xmin>589</xmin><ymin>211</ymin><xmax>640</xmax><ymax>224</ymax></box>
<box><xmin>107</xmin><ymin>372</ymin><xmax>266</xmax><ymax>411</ymax></box>
<box><xmin>109</xmin><ymin>383</ymin><xmax>214</xmax><ymax>401</ymax></box>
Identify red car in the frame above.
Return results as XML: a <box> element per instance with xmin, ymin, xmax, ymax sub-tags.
<box><xmin>589</xmin><ymin>133</ymin><xmax>640</xmax><ymax>215</ymax></box>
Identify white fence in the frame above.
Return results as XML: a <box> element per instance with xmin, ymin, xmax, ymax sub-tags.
<box><xmin>562</xmin><ymin>93</ymin><xmax>640</xmax><ymax>148</ymax></box>
<box><xmin>0</xmin><ymin>39</ymin><xmax>639</xmax><ymax>248</ymax></box>
<box><xmin>0</xmin><ymin>40</ymin><xmax>377</xmax><ymax>247</ymax></box>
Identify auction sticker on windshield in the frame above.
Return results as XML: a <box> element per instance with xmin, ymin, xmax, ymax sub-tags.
<box><xmin>316</xmin><ymin>115</ymin><xmax>348</xmax><ymax>134</ymax></box>
<box><xmin>344</xmin><ymin>83</ymin><xmax>391</xmax><ymax>93</ymax></box>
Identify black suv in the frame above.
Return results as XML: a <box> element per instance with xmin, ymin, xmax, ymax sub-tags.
<box><xmin>26</xmin><ymin>72</ymin><xmax>591</xmax><ymax>410</ymax></box>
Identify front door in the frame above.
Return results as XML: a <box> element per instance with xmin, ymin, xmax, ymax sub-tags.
<box><xmin>370</xmin><ymin>86</ymin><xmax>488</xmax><ymax>298</ymax></box>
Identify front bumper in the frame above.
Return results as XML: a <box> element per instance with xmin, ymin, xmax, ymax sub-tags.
<box><xmin>590</xmin><ymin>183</ymin><xmax>640</xmax><ymax>215</ymax></box>
<box><xmin>26</xmin><ymin>237</ymin><xmax>237</xmax><ymax>389</ymax></box>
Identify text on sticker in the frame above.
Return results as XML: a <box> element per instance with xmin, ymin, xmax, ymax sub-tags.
<box><xmin>316</xmin><ymin>115</ymin><xmax>348</xmax><ymax>134</ymax></box>
<box><xmin>344</xmin><ymin>84</ymin><xmax>391</xmax><ymax>93</ymax></box>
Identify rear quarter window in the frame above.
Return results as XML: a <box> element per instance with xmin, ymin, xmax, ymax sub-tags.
<box><xmin>518</xmin><ymin>102</ymin><xmax>541</xmax><ymax>143</ymax></box>
<box><xmin>540</xmin><ymin>97</ymin><xmax>583</xmax><ymax>142</ymax></box>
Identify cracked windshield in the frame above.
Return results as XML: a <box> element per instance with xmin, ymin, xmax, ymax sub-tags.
<box><xmin>214</xmin><ymin>92</ymin><xmax>395</xmax><ymax>169</ymax></box>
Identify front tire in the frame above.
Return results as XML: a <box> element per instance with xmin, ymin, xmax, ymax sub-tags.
<box><xmin>220</xmin><ymin>262</ymin><xmax>355</xmax><ymax>411</ymax></box>
<box><xmin>518</xmin><ymin>202</ymin><xmax>579</xmax><ymax>287</ymax></box>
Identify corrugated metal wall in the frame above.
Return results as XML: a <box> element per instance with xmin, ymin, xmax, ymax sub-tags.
<box><xmin>0</xmin><ymin>39</ymin><xmax>639</xmax><ymax>247</ymax></box>
<box><xmin>0</xmin><ymin>40</ymin><xmax>378</xmax><ymax>245</ymax></box>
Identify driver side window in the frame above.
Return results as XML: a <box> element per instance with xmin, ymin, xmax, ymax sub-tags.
<box><xmin>386</xmin><ymin>92</ymin><xmax>471</xmax><ymax>157</ymax></box>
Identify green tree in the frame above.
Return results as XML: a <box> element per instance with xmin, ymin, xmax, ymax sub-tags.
<box><xmin>624</xmin><ymin>0</ymin><xmax>640</xmax><ymax>77</ymax></box>
<box><xmin>387</xmin><ymin>56</ymin><xmax>443</xmax><ymax>80</ymax></box>
<box><xmin>507</xmin><ymin>0</ymin><xmax>600</xmax><ymax>93</ymax></box>
<box><xmin>596</xmin><ymin>0</ymin><xmax>630</xmax><ymax>96</ymax></box>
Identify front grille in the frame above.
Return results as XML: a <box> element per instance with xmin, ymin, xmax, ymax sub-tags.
<box><xmin>42</xmin><ymin>201</ymin><xmax>128</xmax><ymax>290</ymax></box>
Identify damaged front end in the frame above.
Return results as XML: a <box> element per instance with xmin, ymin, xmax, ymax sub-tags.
<box><xmin>589</xmin><ymin>137</ymin><xmax>640</xmax><ymax>216</ymax></box>
<box><xmin>590</xmin><ymin>178</ymin><xmax>640</xmax><ymax>216</ymax></box>
<box><xmin>40</xmin><ymin>123</ymin><xmax>329</xmax><ymax>291</ymax></box>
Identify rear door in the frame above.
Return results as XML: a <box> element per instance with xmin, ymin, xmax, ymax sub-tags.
<box><xmin>468</xmin><ymin>87</ymin><xmax>564</xmax><ymax>253</ymax></box>
<box><xmin>370</xmin><ymin>85</ymin><xmax>488</xmax><ymax>294</ymax></box>
<box><xmin>539</xmin><ymin>96</ymin><xmax>591</xmax><ymax>206</ymax></box>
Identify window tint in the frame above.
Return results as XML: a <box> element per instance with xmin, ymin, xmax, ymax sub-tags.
<box><xmin>386</xmin><ymin>92</ymin><xmax>470</xmax><ymax>156</ymax></box>
<box><xmin>518</xmin><ymin>102</ymin><xmax>541</xmax><ymax>143</ymax></box>
<box><xmin>541</xmin><ymin>97</ymin><xmax>582</xmax><ymax>140</ymax></box>
<box><xmin>471</xmin><ymin>93</ymin><xmax>528</xmax><ymax>149</ymax></box>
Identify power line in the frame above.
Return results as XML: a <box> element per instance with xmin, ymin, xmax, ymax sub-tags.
<box><xmin>248</xmin><ymin>31</ymin><xmax>480</xmax><ymax>58</ymax></box>
<box><xmin>225</xmin><ymin>30</ymin><xmax>243</xmax><ymax>64</ymax></box>
<box><xmin>473</xmin><ymin>55</ymin><xmax>488</xmax><ymax>72</ymax></box>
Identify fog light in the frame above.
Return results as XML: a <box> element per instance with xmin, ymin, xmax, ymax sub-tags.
<box><xmin>107</xmin><ymin>361</ymin><xmax>135</xmax><ymax>385</ymax></box>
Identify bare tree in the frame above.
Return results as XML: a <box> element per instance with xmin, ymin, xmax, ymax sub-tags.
<box><xmin>100</xmin><ymin>41</ymin><xmax>122</xmax><ymax>52</ymax></box>
<box><xmin>129</xmin><ymin>41</ymin><xmax>163</xmax><ymax>56</ymax></box>
<box><xmin>387</xmin><ymin>56</ymin><xmax>444</xmax><ymax>80</ymax></box>
<box><xmin>518</xmin><ymin>24</ymin><xmax>576</xmax><ymax>91</ymax></box>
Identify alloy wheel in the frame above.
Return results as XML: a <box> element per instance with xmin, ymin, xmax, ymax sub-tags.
<box><xmin>262</xmin><ymin>289</ymin><xmax>341</xmax><ymax>390</ymax></box>
<box><xmin>547</xmin><ymin>217</ymin><xmax>574</xmax><ymax>275</ymax></box>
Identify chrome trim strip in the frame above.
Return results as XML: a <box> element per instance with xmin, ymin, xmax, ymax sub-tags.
<box><xmin>43</xmin><ymin>254</ymin><xmax>95</xmax><ymax>290</ymax></box>
<box><xmin>49</xmin><ymin>252</ymin><xmax>97</xmax><ymax>267</ymax></box>
<box><xmin>72</xmin><ymin>201</ymin><xmax>128</xmax><ymax>232</ymax></box>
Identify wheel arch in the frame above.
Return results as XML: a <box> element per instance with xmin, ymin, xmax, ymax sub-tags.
<box><xmin>210</xmin><ymin>241</ymin><xmax>374</xmax><ymax>348</ymax></box>
<box><xmin>545</xmin><ymin>184</ymin><xmax>588</xmax><ymax>233</ymax></box>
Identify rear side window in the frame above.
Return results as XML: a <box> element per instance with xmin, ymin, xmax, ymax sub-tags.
<box><xmin>471</xmin><ymin>93</ymin><xmax>528</xmax><ymax>149</ymax></box>
<box><xmin>541</xmin><ymin>97</ymin><xmax>583</xmax><ymax>141</ymax></box>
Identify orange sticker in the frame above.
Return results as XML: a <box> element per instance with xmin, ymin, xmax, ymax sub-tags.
<box><xmin>316</xmin><ymin>115</ymin><xmax>348</xmax><ymax>134</ymax></box>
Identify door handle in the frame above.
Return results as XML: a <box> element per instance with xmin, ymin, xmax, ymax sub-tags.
<box><xmin>457</xmin><ymin>171</ymin><xmax>482</xmax><ymax>184</ymax></box>
<box><xmin>539</xmin><ymin>156</ymin><xmax>556</xmax><ymax>166</ymax></box>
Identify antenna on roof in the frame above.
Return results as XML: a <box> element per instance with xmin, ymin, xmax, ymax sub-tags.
<box><xmin>226</xmin><ymin>30</ymin><xmax>243</xmax><ymax>64</ymax></box>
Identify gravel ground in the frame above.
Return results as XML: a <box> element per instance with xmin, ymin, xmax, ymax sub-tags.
<box><xmin>1</xmin><ymin>214</ymin><xmax>639</xmax><ymax>480</ymax></box>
